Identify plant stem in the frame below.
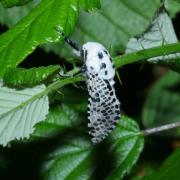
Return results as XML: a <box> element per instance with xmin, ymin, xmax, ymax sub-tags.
<box><xmin>142</xmin><ymin>121</ymin><xmax>180</xmax><ymax>136</ymax></box>
<box><xmin>37</xmin><ymin>42</ymin><xmax>180</xmax><ymax>99</ymax></box>
<box><xmin>66</xmin><ymin>42</ymin><xmax>180</xmax><ymax>76</ymax></box>
<box><xmin>114</xmin><ymin>42</ymin><xmax>180</xmax><ymax>68</ymax></box>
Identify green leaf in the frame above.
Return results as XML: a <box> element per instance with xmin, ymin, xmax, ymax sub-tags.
<box><xmin>107</xmin><ymin>116</ymin><xmax>144</xmax><ymax>179</ymax></box>
<box><xmin>142</xmin><ymin>71</ymin><xmax>180</xmax><ymax>137</ymax></box>
<box><xmin>0</xmin><ymin>72</ymin><xmax>84</xmax><ymax>147</ymax></box>
<box><xmin>33</xmin><ymin>103</ymin><xmax>85</xmax><ymax>139</ymax></box>
<box><xmin>0</xmin><ymin>0</ymin><xmax>79</xmax><ymax>77</ymax></box>
<box><xmin>0</xmin><ymin>75</ymin><xmax>84</xmax><ymax>146</ymax></box>
<box><xmin>79</xmin><ymin>0</ymin><xmax>101</xmax><ymax>11</ymax></box>
<box><xmin>0</xmin><ymin>83</ymin><xmax>49</xmax><ymax>146</ymax></box>
<box><xmin>165</xmin><ymin>0</ymin><xmax>180</xmax><ymax>17</ymax></box>
<box><xmin>114</xmin><ymin>42</ymin><xmax>180</xmax><ymax>73</ymax></box>
<box><xmin>3</xmin><ymin>65</ymin><xmax>61</xmax><ymax>87</ymax></box>
<box><xmin>124</xmin><ymin>3</ymin><xmax>180</xmax><ymax>72</ymax></box>
<box><xmin>41</xmin><ymin>116</ymin><xmax>144</xmax><ymax>180</ymax></box>
<box><xmin>125</xmin><ymin>11</ymin><xmax>180</xmax><ymax>70</ymax></box>
<box><xmin>0</xmin><ymin>0</ymin><xmax>33</xmax><ymax>8</ymax></box>
<box><xmin>0</xmin><ymin>1</ymin><xmax>39</xmax><ymax>27</ymax></box>
<box><xmin>0</xmin><ymin>0</ymin><xmax>100</xmax><ymax>27</ymax></box>
<box><xmin>32</xmin><ymin>87</ymin><xmax>87</xmax><ymax>139</ymax></box>
<box><xmin>43</xmin><ymin>0</ymin><xmax>161</xmax><ymax>60</ymax></box>
<box><xmin>142</xmin><ymin>148</ymin><xmax>180</xmax><ymax>180</ymax></box>
<box><xmin>53</xmin><ymin>86</ymin><xmax>88</xmax><ymax>112</ymax></box>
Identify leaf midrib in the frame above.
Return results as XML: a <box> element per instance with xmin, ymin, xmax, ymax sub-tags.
<box><xmin>0</xmin><ymin>75</ymin><xmax>84</xmax><ymax>119</ymax></box>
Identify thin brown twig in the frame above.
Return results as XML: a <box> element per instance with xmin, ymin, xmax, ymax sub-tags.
<box><xmin>142</xmin><ymin>121</ymin><xmax>180</xmax><ymax>136</ymax></box>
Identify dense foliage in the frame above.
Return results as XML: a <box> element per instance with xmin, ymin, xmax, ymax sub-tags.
<box><xmin>0</xmin><ymin>0</ymin><xmax>180</xmax><ymax>179</ymax></box>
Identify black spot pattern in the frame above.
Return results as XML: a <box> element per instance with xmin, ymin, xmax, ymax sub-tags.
<box><xmin>90</xmin><ymin>66</ymin><xmax>94</xmax><ymax>70</ymax></box>
<box><xmin>100</xmin><ymin>63</ymin><xmax>106</xmax><ymax>69</ymax></box>
<box><xmin>83</xmin><ymin>49</ymin><xmax>88</xmax><ymax>61</ymax></box>
<box><xmin>98</xmin><ymin>52</ymin><xmax>103</xmax><ymax>59</ymax></box>
<box><xmin>103</xmin><ymin>50</ymin><xmax>108</xmax><ymax>54</ymax></box>
<box><xmin>86</xmin><ymin>74</ymin><xmax>120</xmax><ymax>144</ymax></box>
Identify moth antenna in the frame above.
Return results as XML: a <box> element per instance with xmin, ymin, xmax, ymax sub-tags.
<box><xmin>54</xmin><ymin>26</ymin><xmax>80</xmax><ymax>52</ymax></box>
<box><xmin>64</xmin><ymin>37</ymin><xmax>80</xmax><ymax>52</ymax></box>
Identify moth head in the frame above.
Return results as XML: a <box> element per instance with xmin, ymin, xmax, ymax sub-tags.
<box><xmin>81</xmin><ymin>42</ymin><xmax>109</xmax><ymax>63</ymax></box>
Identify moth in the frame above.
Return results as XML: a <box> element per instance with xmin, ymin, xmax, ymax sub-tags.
<box><xmin>56</xmin><ymin>29</ymin><xmax>120</xmax><ymax>143</ymax></box>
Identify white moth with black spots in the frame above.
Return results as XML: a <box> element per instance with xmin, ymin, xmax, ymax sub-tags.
<box><xmin>56</xmin><ymin>29</ymin><xmax>120</xmax><ymax>143</ymax></box>
<box><xmin>82</xmin><ymin>42</ymin><xmax>120</xmax><ymax>143</ymax></box>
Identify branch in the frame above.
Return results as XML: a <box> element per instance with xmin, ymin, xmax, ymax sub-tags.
<box><xmin>142</xmin><ymin>121</ymin><xmax>180</xmax><ymax>136</ymax></box>
<box><xmin>66</xmin><ymin>42</ymin><xmax>180</xmax><ymax>77</ymax></box>
<box><xmin>114</xmin><ymin>42</ymin><xmax>180</xmax><ymax>68</ymax></box>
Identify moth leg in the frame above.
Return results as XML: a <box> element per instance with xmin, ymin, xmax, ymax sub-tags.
<box><xmin>59</xmin><ymin>65</ymin><xmax>86</xmax><ymax>77</ymax></box>
<box><xmin>58</xmin><ymin>70</ymin><xmax>72</xmax><ymax>77</ymax></box>
<box><xmin>71</xmin><ymin>65</ymin><xmax>86</xmax><ymax>76</ymax></box>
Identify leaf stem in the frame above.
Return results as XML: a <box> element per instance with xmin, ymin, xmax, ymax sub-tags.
<box><xmin>114</xmin><ymin>42</ymin><xmax>180</xmax><ymax>68</ymax></box>
<box><xmin>142</xmin><ymin>121</ymin><xmax>180</xmax><ymax>136</ymax></box>
<box><xmin>46</xmin><ymin>75</ymin><xmax>84</xmax><ymax>93</ymax></box>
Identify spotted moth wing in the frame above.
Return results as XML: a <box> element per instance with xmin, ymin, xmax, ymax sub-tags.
<box><xmin>87</xmin><ymin>73</ymin><xmax>120</xmax><ymax>143</ymax></box>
